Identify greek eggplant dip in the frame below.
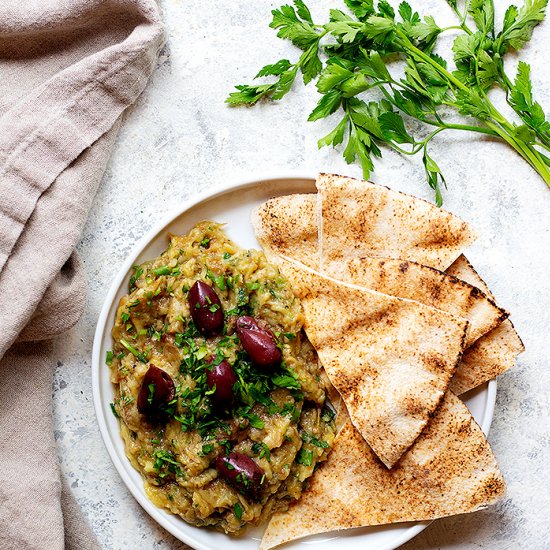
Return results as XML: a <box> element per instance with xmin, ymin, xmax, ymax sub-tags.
<box><xmin>107</xmin><ymin>221</ymin><xmax>336</xmax><ymax>534</ymax></box>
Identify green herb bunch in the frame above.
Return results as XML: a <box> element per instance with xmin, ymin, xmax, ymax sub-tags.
<box><xmin>227</xmin><ymin>0</ymin><xmax>550</xmax><ymax>204</ymax></box>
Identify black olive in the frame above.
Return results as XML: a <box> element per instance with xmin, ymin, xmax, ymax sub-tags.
<box><xmin>216</xmin><ymin>452</ymin><xmax>265</xmax><ymax>500</ymax></box>
<box><xmin>206</xmin><ymin>360</ymin><xmax>237</xmax><ymax>409</ymax></box>
<box><xmin>236</xmin><ymin>316</ymin><xmax>282</xmax><ymax>369</ymax></box>
<box><xmin>137</xmin><ymin>365</ymin><xmax>175</xmax><ymax>418</ymax></box>
<box><xmin>188</xmin><ymin>281</ymin><xmax>224</xmax><ymax>336</ymax></box>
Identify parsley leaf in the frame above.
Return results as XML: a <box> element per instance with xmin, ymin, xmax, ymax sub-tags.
<box><xmin>296</xmin><ymin>448</ymin><xmax>314</xmax><ymax>466</ymax></box>
<box><xmin>233</xmin><ymin>502</ymin><xmax>244</xmax><ymax>520</ymax></box>
<box><xmin>469</xmin><ymin>0</ymin><xmax>495</xmax><ymax>35</ymax></box>
<box><xmin>206</xmin><ymin>269</ymin><xmax>227</xmax><ymax>291</ymax></box>
<box><xmin>302</xmin><ymin>432</ymin><xmax>329</xmax><ymax>448</ymax></box>
<box><xmin>498</xmin><ymin>0</ymin><xmax>547</xmax><ymax>52</ymax></box>
<box><xmin>308</xmin><ymin>90</ymin><xmax>342</xmax><ymax>121</ymax></box>
<box><xmin>119</xmin><ymin>339</ymin><xmax>148</xmax><ymax>363</ymax></box>
<box><xmin>129</xmin><ymin>265</ymin><xmax>143</xmax><ymax>292</ymax></box>
<box><xmin>509</xmin><ymin>61</ymin><xmax>550</xmax><ymax>142</ymax></box>
<box><xmin>252</xmin><ymin>441</ymin><xmax>272</xmax><ymax>461</ymax></box>
<box><xmin>270</xmin><ymin>3</ymin><xmax>320</xmax><ymax>50</ymax></box>
<box><xmin>256</xmin><ymin>59</ymin><xmax>293</xmax><ymax>78</ymax></box>
<box><xmin>153</xmin><ymin>449</ymin><xmax>183</xmax><ymax>479</ymax></box>
<box><xmin>153</xmin><ymin>266</ymin><xmax>172</xmax><ymax>276</ymax></box>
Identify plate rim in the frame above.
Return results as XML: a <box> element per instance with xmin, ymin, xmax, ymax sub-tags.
<box><xmin>91</xmin><ymin>172</ymin><xmax>497</xmax><ymax>550</ymax></box>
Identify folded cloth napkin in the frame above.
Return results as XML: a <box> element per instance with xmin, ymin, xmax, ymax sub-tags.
<box><xmin>0</xmin><ymin>1</ymin><xmax>164</xmax><ymax>548</ymax></box>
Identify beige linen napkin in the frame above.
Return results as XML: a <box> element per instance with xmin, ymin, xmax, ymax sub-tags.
<box><xmin>0</xmin><ymin>1</ymin><xmax>164</xmax><ymax>548</ymax></box>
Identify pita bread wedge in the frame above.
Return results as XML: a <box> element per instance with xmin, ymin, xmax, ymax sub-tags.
<box><xmin>451</xmin><ymin>321</ymin><xmax>525</xmax><ymax>394</ymax></box>
<box><xmin>318</xmin><ymin>173</ymin><xmax>477</xmax><ymax>272</ymax></box>
<box><xmin>324</xmin><ymin>257</ymin><xmax>508</xmax><ymax>347</ymax></box>
<box><xmin>260</xmin><ymin>392</ymin><xmax>505</xmax><ymax>550</ymax></box>
<box><xmin>276</xmin><ymin>257</ymin><xmax>468</xmax><ymax>468</ymax></box>
<box><xmin>252</xmin><ymin>194</ymin><xmax>318</xmax><ymax>268</ymax></box>
<box><xmin>446</xmin><ymin>255</ymin><xmax>524</xmax><ymax>394</ymax></box>
<box><xmin>446</xmin><ymin>255</ymin><xmax>494</xmax><ymax>295</ymax></box>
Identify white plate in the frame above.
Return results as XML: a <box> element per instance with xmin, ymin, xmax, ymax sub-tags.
<box><xmin>92</xmin><ymin>173</ymin><xmax>496</xmax><ymax>550</ymax></box>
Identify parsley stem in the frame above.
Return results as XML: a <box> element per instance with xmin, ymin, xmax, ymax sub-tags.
<box><xmin>485</xmin><ymin>120</ymin><xmax>550</xmax><ymax>187</ymax></box>
<box><xmin>534</xmin><ymin>141</ymin><xmax>550</xmax><ymax>154</ymax></box>
<box><xmin>448</xmin><ymin>4</ymin><xmax>473</xmax><ymax>36</ymax></box>
<box><xmin>396</xmin><ymin>30</ymin><xmax>469</xmax><ymax>93</ymax></box>
<box><xmin>440</xmin><ymin>25</ymin><xmax>468</xmax><ymax>33</ymax></box>
<box><xmin>428</xmin><ymin>121</ymin><xmax>499</xmax><ymax>137</ymax></box>
<box><xmin>448</xmin><ymin>2</ymin><xmax>470</xmax><ymax>29</ymax></box>
<box><xmin>119</xmin><ymin>339</ymin><xmax>148</xmax><ymax>361</ymax></box>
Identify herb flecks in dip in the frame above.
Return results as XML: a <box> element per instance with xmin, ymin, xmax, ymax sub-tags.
<box><xmin>108</xmin><ymin>221</ymin><xmax>335</xmax><ymax>534</ymax></box>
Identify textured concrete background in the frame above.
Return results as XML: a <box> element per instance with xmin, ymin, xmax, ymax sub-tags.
<box><xmin>52</xmin><ymin>0</ymin><xmax>550</xmax><ymax>548</ymax></box>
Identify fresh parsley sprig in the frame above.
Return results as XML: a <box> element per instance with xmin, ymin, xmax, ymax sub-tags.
<box><xmin>227</xmin><ymin>0</ymin><xmax>550</xmax><ymax>204</ymax></box>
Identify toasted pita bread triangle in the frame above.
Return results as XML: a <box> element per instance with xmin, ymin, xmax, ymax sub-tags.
<box><xmin>446</xmin><ymin>255</ymin><xmax>524</xmax><ymax>394</ymax></box>
<box><xmin>260</xmin><ymin>392</ymin><xmax>505</xmax><ymax>550</ymax></box>
<box><xmin>275</xmin><ymin>257</ymin><xmax>468</xmax><ymax>468</ymax></box>
<box><xmin>324</xmin><ymin>257</ymin><xmax>508</xmax><ymax>347</ymax></box>
<box><xmin>318</xmin><ymin>173</ymin><xmax>477</xmax><ymax>271</ymax></box>
<box><xmin>446</xmin><ymin>255</ymin><xmax>494</xmax><ymax>296</ymax></box>
<box><xmin>252</xmin><ymin>193</ymin><xmax>318</xmax><ymax>268</ymax></box>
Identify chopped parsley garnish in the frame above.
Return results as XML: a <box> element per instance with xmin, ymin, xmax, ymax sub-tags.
<box><xmin>252</xmin><ymin>441</ymin><xmax>271</xmax><ymax>461</ymax></box>
<box><xmin>119</xmin><ymin>339</ymin><xmax>148</xmax><ymax>363</ymax></box>
<box><xmin>147</xmin><ymin>383</ymin><xmax>155</xmax><ymax>405</ymax></box>
<box><xmin>272</xmin><ymin>373</ymin><xmax>301</xmax><ymax>390</ymax></box>
<box><xmin>226</xmin><ymin>287</ymin><xmax>251</xmax><ymax>317</ymax></box>
<box><xmin>296</xmin><ymin>448</ymin><xmax>314</xmax><ymax>467</ymax></box>
<box><xmin>206</xmin><ymin>269</ymin><xmax>227</xmax><ymax>291</ymax></box>
<box><xmin>110</xmin><ymin>392</ymin><xmax>135</xmax><ymax>418</ymax></box>
<box><xmin>219</xmin><ymin>439</ymin><xmax>231</xmax><ymax>455</ymax></box>
<box><xmin>302</xmin><ymin>432</ymin><xmax>329</xmax><ymax>449</ymax></box>
<box><xmin>152</xmin><ymin>265</ymin><xmax>180</xmax><ymax>277</ymax></box>
<box><xmin>280</xmin><ymin>402</ymin><xmax>298</xmax><ymax>421</ymax></box>
<box><xmin>246</xmin><ymin>281</ymin><xmax>261</xmax><ymax>291</ymax></box>
<box><xmin>147</xmin><ymin>325</ymin><xmax>165</xmax><ymax>341</ymax></box>
<box><xmin>174</xmin><ymin>322</ymin><xmax>201</xmax><ymax>349</ymax></box>
<box><xmin>129</xmin><ymin>265</ymin><xmax>143</xmax><ymax>292</ymax></box>
<box><xmin>199</xmin><ymin>238</ymin><xmax>211</xmax><ymax>248</ymax></box>
<box><xmin>153</xmin><ymin>265</ymin><xmax>171</xmax><ymax>276</ymax></box>
<box><xmin>223</xmin><ymin>252</ymin><xmax>231</xmax><ymax>260</ymax></box>
<box><xmin>237</xmin><ymin>407</ymin><xmax>265</xmax><ymax>429</ymax></box>
<box><xmin>321</xmin><ymin>404</ymin><xmax>336</xmax><ymax>423</ymax></box>
<box><xmin>233</xmin><ymin>502</ymin><xmax>243</xmax><ymax>520</ymax></box>
<box><xmin>199</xmin><ymin>443</ymin><xmax>214</xmax><ymax>456</ymax></box>
<box><xmin>153</xmin><ymin>449</ymin><xmax>183</xmax><ymax>478</ymax></box>
<box><xmin>247</xmin><ymin>413</ymin><xmax>265</xmax><ymax>429</ymax></box>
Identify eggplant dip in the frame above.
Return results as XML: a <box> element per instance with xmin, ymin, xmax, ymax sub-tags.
<box><xmin>107</xmin><ymin>221</ymin><xmax>336</xmax><ymax>534</ymax></box>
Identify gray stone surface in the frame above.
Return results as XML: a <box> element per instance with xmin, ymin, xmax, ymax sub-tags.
<box><xmin>52</xmin><ymin>0</ymin><xmax>550</xmax><ymax>548</ymax></box>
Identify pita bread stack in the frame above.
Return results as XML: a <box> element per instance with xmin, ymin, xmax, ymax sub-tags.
<box><xmin>251</xmin><ymin>173</ymin><xmax>522</xmax><ymax>547</ymax></box>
